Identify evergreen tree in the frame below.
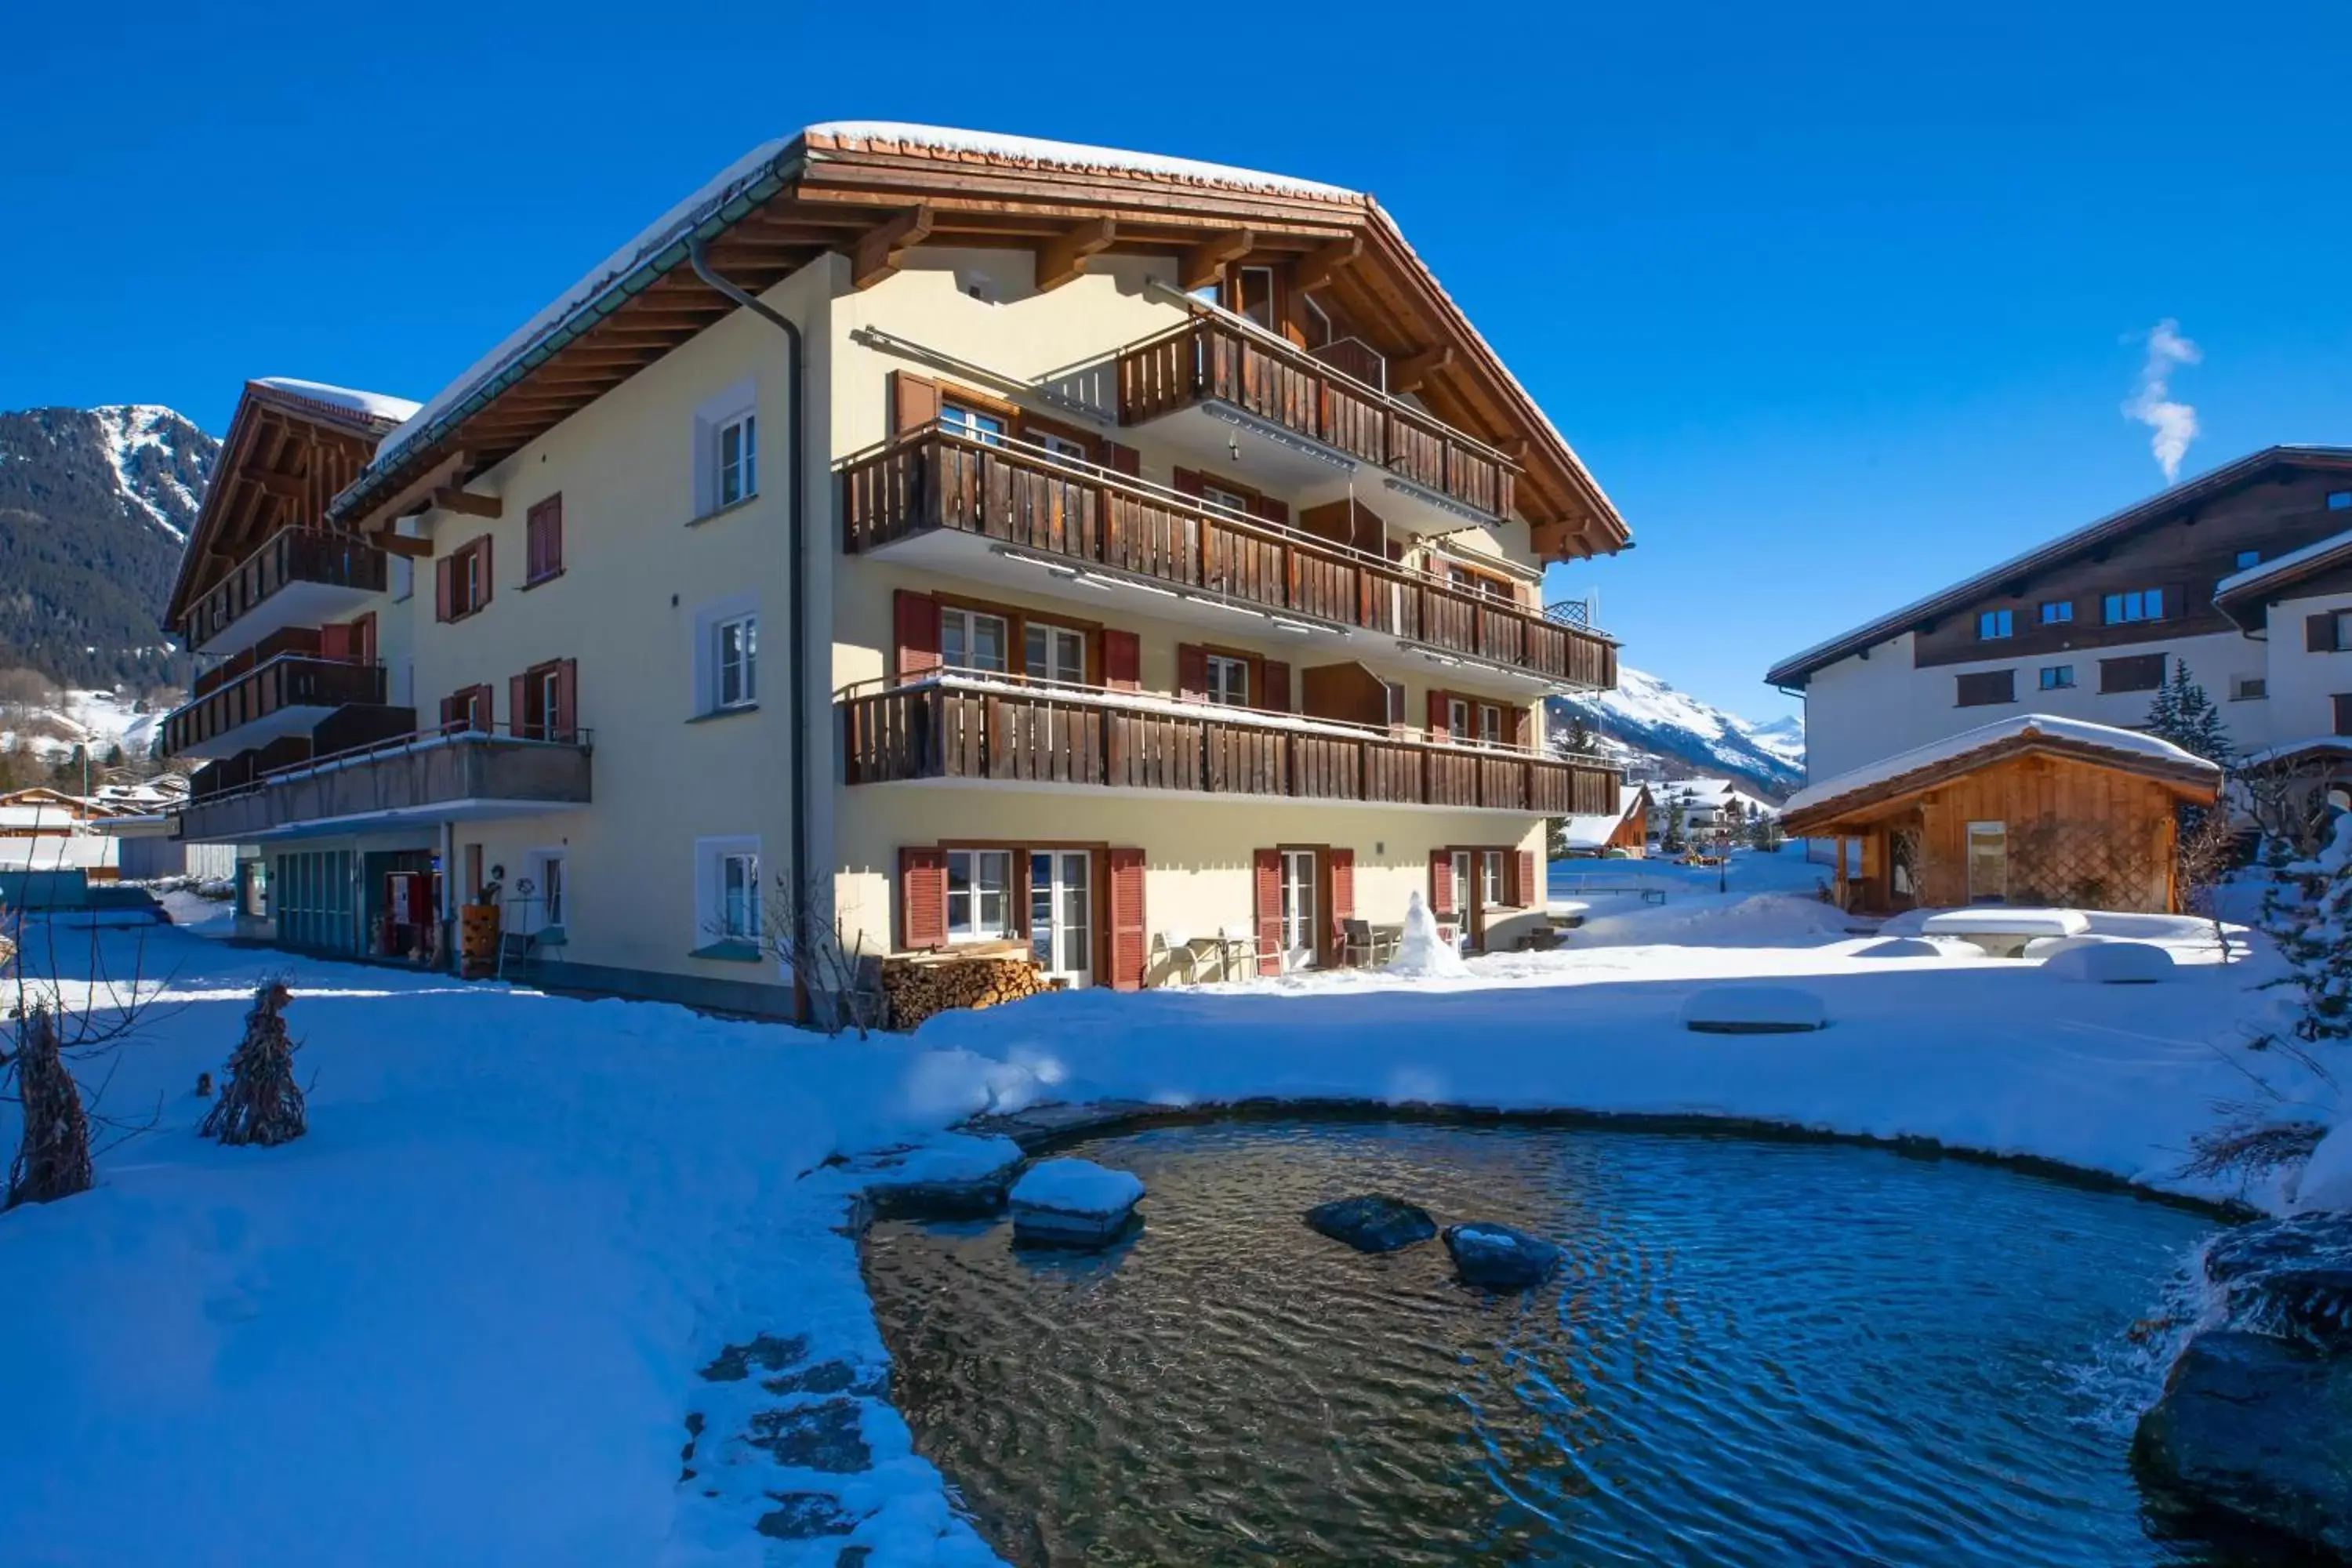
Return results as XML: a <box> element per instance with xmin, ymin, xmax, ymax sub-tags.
<box><xmin>2144</xmin><ymin>659</ymin><xmax>2234</xmax><ymax>766</ymax></box>
<box><xmin>1661</xmin><ymin>795</ymin><xmax>1689</xmax><ymax>854</ymax></box>
<box><xmin>1564</xmin><ymin>713</ymin><xmax>1597</xmax><ymax>756</ymax></box>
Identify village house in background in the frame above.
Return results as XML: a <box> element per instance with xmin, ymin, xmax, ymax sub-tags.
<box><xmin>0</xmin><ymin>776</ymin><xmax>218</xmax><ymax>882</ymax></box>
<box><xmin>1780</xmin><ymin>714</ymin><xmax>2223</xmax><ymax>913</ymax></box>
<box><xmin>1556</xmin><ymin>783</ymin><xmax>1650</xmax><ymax>858</ymax></box>
<box><xmin>158</xmin><ymin>125</ymin><xmax>1628</xmax><ymax>1017</ymax></box>
<box><xmin>1768</xmin><ymin>447</ymin><xmax>2352</xmax><ymax>798</ymax></box>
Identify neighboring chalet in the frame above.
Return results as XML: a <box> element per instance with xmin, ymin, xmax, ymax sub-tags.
<box><xmin>1767</xmin><ymin>447</ymin><xmax>2352</xmax><ymax>787</ymax></box>
<box><xmin>1781</xmin><ymin>714</ymin><xmax>2222</xmax><ymax>914</ymax></box>
<box><xmin>1558</xmin><ymin>783</ymin><xmax>1649</xmax><ymax>857</ymax></box>
<box><xmin>161</xmin><ymin>125</ymin><xmax>1629</xmax><ymax>1016</ymax></box>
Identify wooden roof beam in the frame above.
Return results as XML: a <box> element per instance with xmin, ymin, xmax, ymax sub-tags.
<box><xmin>353</xmin><ymin>450</ymin><xmax>470</xmax><ymax>536</ymax></box>
<box><xmin>1034</xmin><ymin>216</ymin><xmax>1117</xmax><ymax>292</ymax></box>
<box><xmin>1293</xmin><ymin>235</ymin><xmax>1362</xmax><ymax>293</ymax></box>
<box><xmin>431</xmin><ymin>487</ymin><xmax>502</xmax><ymax>519</ymax></box>
<box><xmin>1390</xmin><ymin>345</ymin><xmax>1454</xmax><ymax>395</ymax></box>
<box><xmin>1179</xmin><ymin>229</ymin><xmax>1255</xmax><ymax>291</ymax></box>
<box><xmin>852</xmin><ymin>205</ymin><xmax>935</xmax><ymax>290</ymax></box>
<box><xmin>250</xmin><ymin>468</ymin><xmax>307</xmax><ymax>501</ymax></box>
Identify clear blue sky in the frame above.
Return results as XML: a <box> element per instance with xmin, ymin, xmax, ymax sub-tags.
<box><xmin>8</xmin><ymin>1</ymin><xmax>2349</xmax><ymax>722</ymax></box>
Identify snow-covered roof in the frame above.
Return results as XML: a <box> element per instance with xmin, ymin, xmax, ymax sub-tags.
<box><xmin>1783</xmin><ymin>713</ymin><xmax>2220</xmax><ymax>822</ymax></box>
<box><xmin>252</xmin><ymin>377</ymin><xmax>421</xmax><ymax>430</ymax></box>
<box><xmin>803</xmin><ymin>122</ymin><xmax>1359</xmax><ymax>201</ymax></box>
<box><xmin>1557</xmin><ymin>784</ymin><xmax>1649</xmax><ymax>848</ymax></box>
<box><xmin>1764</xmin><ymin>445</ymin><xmax>2352</xmax><ymax>688</ymax></box>
<box><xmin>2213</xmin><ymin>524</ymin><xmax>2352</xmax><ymax>627</ymax></box>
<box><xmin>2238</xmin><ymin>735</ymin><xmax>2352</xmax><ymax>771</ymax></box>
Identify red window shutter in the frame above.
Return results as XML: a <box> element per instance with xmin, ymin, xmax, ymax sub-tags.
<box><xmin>1106</xmin><ymin>847</ymin><xmax>1147</xmax><ymax>991</ymax></box>
<box><xmin>1103</xmin><ymin>630</ymin><xmax>1141</xmax><ymax>690</ymax></box>
<box><xmin>1428</xmin><ymin>689</ymin><xmax>1450</xmax><ymax>739</ymax></box>
<box><xmin>438</xmin><ymin>693</ymin><xmax>457</xmax><ymax>731</ymax></box>
<box><xmin>1253</xmin><ymin>848</ymin><xmax>1282</xmax><ymax>976</ymax></box>
<box><xmin>1171</xmin><ymin>467</ymin><xmax>1205</xmax><ymax>499</ymax></box>
<box><xmin>1429</xmin><ymin>848</ymin><xmax>1454</xmax><ymax>916</ymax></box>
<box><xmin>351</xmin><ymin>612</ymin><xmax>376</xmax><ymax>666</ymax></box>
<box><xmin>1250</xmin><ymin>495</ymin><xmax>1290</xmax><ymax>527</ymax></box>
<box><xmin>1177</xmin><ymin>643</ymin><xmax>1209</xmax><ymax>702</ymax></box>
<box><xmin>510</xmin><ymin>674</ymin><xmax>528</xmax><ymax>739</ymax></box>
<box><xmin>900</xmin><ymin>847</ymin><xmax>947</xmax><ymax>949</ymax></box>
<box><xmin>556</xmin><ymin>658</ymin><xmax>578</xmax><ymax>740</ymax></box>
<box><xmin>2310</xmin><ymin>613</ymin><xmax>2337</xmax><ymax>653</ymax></box>
<box><xmin>1329</xmin><ymin>848</ymin><xmax>1355</xmax><ymax>956</ymax></box>
<box><xmin>891</xmin><ymin>372</ymin><xmax>942</xmax><ymax>434</ymax></box>
<box><xmin>1104</xmin><ymin>442</ymin><xmax>1142</xmax><ymax>477</ymax></box>
<box><xmin>480</xmin><ymin>535</ymin><xmax>493</xmax><ymax>608</ymax></box>
<box><xmin>1261</xmin><ymin>659</ymin><xmax>1293</xmax><ymax>713</ymax></box>
<box><xmin>318</xmin><ymin>622</ymin><xmax>352</xmax><ymax>662</ymax></box>
<box><xmin>1514</xmin><ymin>849</ymin><xmax>1537</xmax><ymax>907</ymax></box>
<box><xmin>435</xmin><ymin>555</ymin><xmax>453</xmax><ymax>622</ymax></box>
<box><xmin>894</xmin><ymin>590</ymin><xmax>942</xmax><ymax>681</ymax></box>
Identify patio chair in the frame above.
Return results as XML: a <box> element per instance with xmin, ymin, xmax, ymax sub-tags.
<box><xmin>1216</xmin><ymin>920</ymin><xmax>1265</xmax><ymax>982</ymax></box>
<box><xmin>1340</xmin><ymin>918</ymin><xmax>1401</xmax><ymax>967</ymax></box>
<box><xmin>1151</xmin><ymin>929</ymin><xmax>1211</xmax><ymax>986</ymax></box>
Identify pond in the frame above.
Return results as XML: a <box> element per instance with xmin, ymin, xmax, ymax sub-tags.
<box><xmin>862</xmin><ymin>1119</ymin><xmax>2247</xmax><ymax>1566</ymax></box>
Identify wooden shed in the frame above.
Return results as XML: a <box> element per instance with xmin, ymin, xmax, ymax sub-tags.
<box><xmin>1780</xmin><ymin>715</ymin><xmax>2221</xmax><ymax>914</ymax></box>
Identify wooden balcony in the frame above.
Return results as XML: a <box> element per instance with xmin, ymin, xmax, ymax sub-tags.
<box><xmin>172</xmin><ymin>724</ymin><xmax>594</xmax><ymax>844</ymax></box>
<box><xmin>164</xmin><ymin>652</ymin><xmax>385</xmax><ymax>760</ymax></box>
<box><xmin>841</xmin><ymin>426</ymin><xmax>1616</xmax><ymax>690</ymax></box>
<box><xmin>841</xmin><ymin>677</ymin><xmax>1618</xmax><ymax>814</ymax></box>
<box><xmin>178</xmin><ymin>527</ymin><xmax>388</xmax><ymax>657</ymax></box>
<box><xmin>1116</xmin><ymin>316</ymin><xmax>1516</xmax><ymax>521</ymax></box>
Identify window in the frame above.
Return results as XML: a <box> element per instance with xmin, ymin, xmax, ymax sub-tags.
<box><xmin>1478</xmin><ymin>703</ymin><xmax>1503</xmax><ymax>748</ymax></box>
<box><xmin>694</xmin><ymin>836</ymin><xmax>760</xmax><ymax>955</ymax></box>
<box><xmin>524</xmin><ymin>494</ymin><xmax>564</xmax><ymax>585</ymax></box>
<box><xmin>2038</xmin><ymin>665</ymin><xmax>2075</xmax><ymax>691</ymax></box>
<box><xmin>716</xmin><ymin>615</ymin><xmax>757</xmax><ymax>710</ymax></box>
<box><xmin>2099</xmin><ymin>653</ymin><xmax>2167</xmax><ymax>694</ymax></box>
<box><xmin>1301</xmin><ymin>294</ymin><xmax>1333</xmax><ymax>349</ymax></box>
<box><xmin>441</xmin><ymin>684</ymin><xmax>493</xmax><ymax>734</ymax></box>
<box><xmin>720</xmin><ymin>851</ymin><xmax>760</xmax><ymax>941</ymax></box>
<box><xmin>1482</xmin><ymin>850</ymin><xmax>1505</xmax><ymax>908</ymax></box>
<box><xmin>1977</xmin><ymin>608</ymin><xmax>2014</xmax><ymax>640</ymax></box>
<box><xmin>2235</xmin><ymin>550</ymin><xmax>2263</xmax><ymax>570</ymax></box>
<box><xmin>1955</xmin><ymin>670</ymin><xmax>2015</xmax><ymax>707</ymax></box>
<box><xmin>1279</xmin><ymin>848</ymin><xmax>1316</xmax><ymax>963</ymax></box>
<box><xmin>1236</xmin><ymin>266</ymin><xmax>1276</xmax><ymax>330</ymax></box>
<box><xmin>1965</xmin><ymin>822</ymin><xmax>2008</xmax><ymax>904</ymax></box>
<box><xmin>1383</xmin><ymin>680</ymin><xmax>1406</xmax><ymax>730</ymax></box>
<box><xmin>437</xmin><ymin>535</ymin><xmax>492</xmax><ymax>622</ymax></box>
<box><xmin>2231</xmin><ymin>676</ymin><xmax>2268</xmax><ymax>701</ymax></box>
<box><xmin>524</xmin><ymin>851</ymin><xmax>566</xmax><ymax>932</ymax></box>
<box><xmin>2039</xmin><ymin>600</ymin><xmax>2074</xmax><ymax>625</ymax></box>
<box><xmin>941</xmin><ymin>402</ymin><xmax>1005</xmax><ymax>445</ymax></box>
<box><xmin>1029</xmin><ymin>851</ymin><xmax>1092</xmax><ymax>986</ymax></box>
<box><xmin>2337</xmin><ymin>611</ymin><xmax>2352</xmax><ymax>653</ymax></box>
<box><xmin>2103</xmin><ymin>588</ymin><xmax>2165</xmax><ymax>624</ymax></box>
<box><xmin>1200</xmin><ymin>481</ymin><xmax>1253</xmax><ymax>514</ymax></box>
<box><xmin>2331</xmin><ymin>492</ymin><xmax>2352</xmax><ymax>512</ymax></box>
<box><xmin>945</xmin><ymin>849</ymin><xmax>1014</xmax><ymax>942</ymax></box>
<box><xmin>1447</xmin><ymin>696</ymin><xmax>1472</xmax><ymax>737</ymax></box>
<box><xmin>1033</xmin><ymin>432</ymin><xmax>1088</xmax><ymax>466</ymax></box>
<box><xmin>716</xmin><ymin>414</ymin><xmax>756</xmax><ymax>506</ymax></box>
<box><xmin>942</xmin><ymin>608</ymin><xmax>1010</xmax><ymax>674</ymax></box>
<box><xmin>1206</xmin><ymin>654</ymin><xmax>1250</xmax><ymax>707</ymax></box>
<box><xmin>542</xmin><ymin>856</ymin><xmax>564</xmax><ymax>927</ymax></box>
<box><xmin>1025</xmin><ymin>622</ymin><xmax>1084</xmax><ymax>685</ymax></box>
<box><xmin>2336</xmin><ymin>695</ymin><xmax>2352</xmax><ymax>737</ymax></box>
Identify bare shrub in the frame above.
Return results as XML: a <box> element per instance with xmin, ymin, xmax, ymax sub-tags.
<box><xmin>199</xmin><ymin>980</ymin><xmax>307</xmax><ymax>1147</ymax></box>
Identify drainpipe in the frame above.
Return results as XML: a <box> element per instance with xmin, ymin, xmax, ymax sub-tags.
<box><xmin>689</xmin><ymin>237</ymin><xmax>811</xmax><ymax>1015</ymax></box>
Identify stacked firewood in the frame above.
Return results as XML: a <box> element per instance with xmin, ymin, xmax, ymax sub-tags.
<box><xmin>881</xmin><ymin>951</ymin><xmax>1051</xmax><ymax>1029</ymax></box>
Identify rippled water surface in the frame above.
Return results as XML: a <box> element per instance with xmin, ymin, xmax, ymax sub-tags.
<box><xmin>862</xmin><ymin>1120</ymin><xmax>2238</xmax><ymax>1566</ymax></box>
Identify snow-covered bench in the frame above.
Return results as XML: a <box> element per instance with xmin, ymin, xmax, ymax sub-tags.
<box><xmin>1917</xmin><ymin>907</ymin><xmax>2092</xmax><ymax>959</ymax></box>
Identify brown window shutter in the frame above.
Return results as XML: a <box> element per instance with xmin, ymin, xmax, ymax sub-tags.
<box><xmin>1105</xmin><ymin>847</ymin><xmax>1147</xmax><ymax>991</ymax></box>
<box><xmin>435</xmin><ymin>554</ymin><xmax>453</xmax><ymax>622</ymax></box>
<box><xmin>1177</xmin><ymin>643</ymin><xmax>1208</xmax><ymax>702</ymax></box>
<box><xmin>351</xmin><ymin>612</ymin><xmax>376</xmax><ymax>666</ymax></box>
<box><xmin>318</xmin><ymin>622</ymin><xmax>352</xmax><ymax>662</ymax></box>
<box><xmin>1428</xmin><ymin>689</ymin><xmax>1450</xmax><ymax>739</ymax></box>
<box><xmin>894</xmin><ymin>590</ymin><xmax>942</xmax><ymax>681</ymax></box>
<box><xmin>1514</xmin><ymin>849</ymin><xmax>1537</xmax><ymax>907</ymax></box>
<box><xmin>1329</xmin><ymin>848</ymin><xmax>1354</xmax><ymax>957</ymax></box>
<box><xmin>2310</xmin><ymin>612</ymin><xmax>2338</xmax><ymax>653</ymax></box>
<box><xmin>510</xmin><ymin>674</ymin><xmax>528</xmax><ymax>739</ymax></box>
<box><xmin>899</xmin><ymin>846</ymin><xmax>948</xmax><ymax>949</ymax></box>
<box><xmin>1171</xmin><ymin>467</ymin><xmax>1204</xmax><ymax>499</ymax></box>
<box><xmin>1955</xmin><ymin>669</ymin><xmax>2015</xmax><ymax>707</ymax></box>
<box><xmin>1429</xmin><ymin>848</ymin><xmax>1453</xmax><ymax>916</ymax></box>
<box><xmin>2336</xmin><ymin>695</ymin><xmax>2352</xmax><ymax>737</ymax></box>
<box><xmin>891</xmin><ymin>372</ymin><xmax>941</xmax><ymax>434</ymax></box>
<box><xmin>1253</xmin><ymin>848</ymin><xmax>1282</xmax><ymax>975</ymax></box>
<box><xmin>438</xmin><ymin>693</ymin><xmax>456</xmax><ymax>730</ymax></box>
<box><xmin>549</xmin><ymin>495</ymin><xmax>564</xmax><ymax>575</ymax></box>
<box><xmin>1261</xmin><ymin>659</ymin><xmax>1293</xmax><ymax>713</ymax></box>
<box><xmin>1103</xmin><ymin>630</ymin><xmax>1141</xmax><ymax>690</ymax></box>
<box><xmin>556</xmin><ymin>658</ymin><xmax>578</xmax><ymax>740</ymax></box>
<box><xmin>1250</xmin><ymin>495</ymin><xmax>1290</xmax><ymax>527</ymax></box>
<box><xmin>1104</xmin><ymin>442</ymin><xmax>1142</xmax><ymax>477</ymax></box>
<box><xmin>480</xmin><ymin>535</ymin><xmax>493</xmax><ymax>608</ymax></box>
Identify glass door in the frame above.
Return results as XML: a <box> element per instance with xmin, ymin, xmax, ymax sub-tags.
<box><xmin>1280</xmin><ymin>849</ymin><xmax>1318</xmax><ymax>969</ymax></box>
<box><xmin>1966</xmin><ymin>822</ymin><xmax>2008</xmax><ymax>903</ymax></box>
<box><xmin>1029</xmin><ymin>851</ymin><xmax>1093</xmax><ymax>987</ymax></box>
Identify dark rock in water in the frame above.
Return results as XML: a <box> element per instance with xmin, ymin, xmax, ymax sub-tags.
<box><xmin>1443</xmin><ymin>1222</ymin><xmax>1561</xmax><ymax>1289</ymax></box>
<box><xmin>1305</xmin><ymin>1193</ymin><xmax>1437</xmax><ymax>1254</ymax></box>
<box><xmin>700</xmin><ymin>1333</ymin><xmax>811</xmax><ymax>1383</ymax></box>
<box><xmin>747</xmin><ymin>1398</ymin><xmax>872</xmax><ymax>1473</ymax></box>
<box><xmin>2205</xmin><ymin>1214</ymin><xmax>2352</xmax><ymax>1353</ymax></box>
<box><xmin>757</xmin><ymin>1491</ymin><xmax>859</xmax><ymax>1541</ymax></box>
<box><xmin>2134</xmin><ymin>1331</ymin><xmax>2352</xmax><ymax>1559</ymax></box>
<box><xmin>764</xmin><ymin>1359</ymin><xmax>883</xmax><ymax>1398</ymax></box>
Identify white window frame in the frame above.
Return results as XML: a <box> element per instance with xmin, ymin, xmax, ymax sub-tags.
<box><xmin>1977</xmin><ymin>608</ymin><xmax>2013</xmax><ymax>640</ymax></box>
<box><xmin>2038</xmin><ymin>665</ymin><xmax>2074</xmax><ymax>691</ymax></box>
<box><xmin>2039</xmin><ymin>600</ymin><xmax>2073</xmax><ymax>625</ymax></box>
<box><xmin>1479</xmin><ymin>704</ymin><xmax>1503</xmax><ymax>748</ymax></box>
<box><xmin>1279</xmin><ymin>848</ymin><xmax>1317</xmax><ymax>964</ymax></box>
<box><xmin>716</xmin><ymin>613</ymin><xmax>757</xmax><ymax>710</ymax></box>
<box><xmin>691</xmin><ymin>381</ymin><xmax>759</xmax><ymax>520</ymax></box>
<box><xmin>945</xmin><ymin>848</ymin><xmax>1014</xmax><ymax>943</ymax></box>
<box><xmin>1206</xmin><ymin>653</ymin><xmax>1250</xmax><ymax>707</ymax></box>
<box><xmin>2103</xmin><ymin>588</ymin><xmax>2163</xmax><ymax>625</ymax></box>
<box><xmin>693</xmin><ymin>834</ymin><xmax>762</xmax><ymax>951</ymax></box>
<box><xmin>1024</xmin><ymin>621</ymin><xmax>1085</xmax><ymax>685</ymax></box>
<box><xmin>1483</xmin><ymin>849</ymin><xmax>1505</xmax><ymax>907</ymax></box>
<box><xmin>2333</xmin><ymin>610</ymin><xmax>2352</xmax><ymax>654</ymax></box>
<box><xmin>1033</xmin><ymin>432</ymin><xmax>1087</xmax><ymax>466</ymax></box>
<box><xmin>523</xmin><ymin>849</ymin><xmax>566</xmax><ymax>934</ymax></box>
<box><xmin>940</xmin><ymin>402</ymin><xmax>1006</xmax><ymax>445</ymax></box>
<box><xmin>1447</xmin><ymin>697</ymin><xmax>1472</xmax><ymax>739</ymax></box>
<box><xmin>717</xmin><ymin>412</ymin><xmax>757</xmax><ymax>509</ymax></box>
<box><xmin>942</xmin><ymin>607</ymin><xmax>1011</xmax><ymax>674</ymax></box>
<box><xmin>689</xmin><ymin>593</ymin><xmax>760</xmax><ymax>717</ymax></box>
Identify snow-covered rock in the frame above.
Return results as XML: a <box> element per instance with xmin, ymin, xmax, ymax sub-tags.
<box><xmin>2042</xmin><ymin>941</ymin><xmax>2174</xmax><ymax>985</ymax></box>
<box><xmin>1304</xmin><ymin>1193</ymin><xmax>1436</xmax><ymax>1254</ymax></box>
<box><xmin>1010</xmin><ymin>1158</ymin><xmax>1144</xmax><ymax>1246</ymax></box>
<box><xmin>2296</xmin><ymin>1122</ymin><xmax>2352</xmax><ymax>1214</ymax></box>
<box><xmin>857</xmin><ymin>1134</ymin><xmax>1025</xmax><ymax>1217</ymax></box>
<box><xmin>1680</xmin><ymin>985</ymin><xmax>1828</xmax><ymax>1033</ymax></box>
<box><xmin>1853</xmin><ymin>936</ymin><xmax>1950</xmax><ymax>960</ymax></box>
<box><xmin>1385</xmin><ymin>891</ymin><xmax>1467</xmax><ymax>978</ymax></box>
<box><xmin>1443</xmin><ymin>1222</ymin><xmax>1561</xmax><ymax>1289</ymax></box>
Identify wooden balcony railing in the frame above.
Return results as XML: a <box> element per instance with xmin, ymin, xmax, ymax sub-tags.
<box><xmin>1115</xmin><ymin>316</ymin><xmax>1516</xmax><ymax>520</ymax></box>
<box><xmin>164</xmin><ymin>655</ymin><xmax>385</xmax><ymax>757</ymax></box>
<box><xmin>841</xmin><ymin>677</ymin><xmax>1618</xmax><ymax>814</ymax></box>
<box><xmin>178</xmin><ymin>526</ymin><xmax>387</xmax><ymax>650</ymax></box>
<box><xmin>841</xmin><ymin>426</ymin><xmax>1616</xmax><ymax>689</ymax></box>
<box><xmin>173</xmin><ymin>724</ymin><xmax>593</xmax><ymax>843</ymax></box>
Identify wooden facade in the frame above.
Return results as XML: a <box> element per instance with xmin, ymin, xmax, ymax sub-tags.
<box><xmin>1784</xmin><ymin>731</ymin><xmax>2220</xmax><ymax>915</ymax></box>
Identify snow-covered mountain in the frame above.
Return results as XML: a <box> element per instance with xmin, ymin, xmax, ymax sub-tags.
<box><xmin>0</xmin><ymin>403</ymin><xmax>219</xmax><ymax>689</ymax></box>
<box><xmin>1549</xmin><ymin>666</ymin><xmax>1806</xmax><ymax>800</ymax></box>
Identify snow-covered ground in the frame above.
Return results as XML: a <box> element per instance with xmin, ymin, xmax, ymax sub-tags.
<box><xmin>0</xmin><ymin>686</ymin><xmax>167</xmax><ymax>764</ymax></box>
<box><xmin>0</xmin><ymin>848</ymin><xmax>2331</xmax><ymax>1565</ymax></box>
